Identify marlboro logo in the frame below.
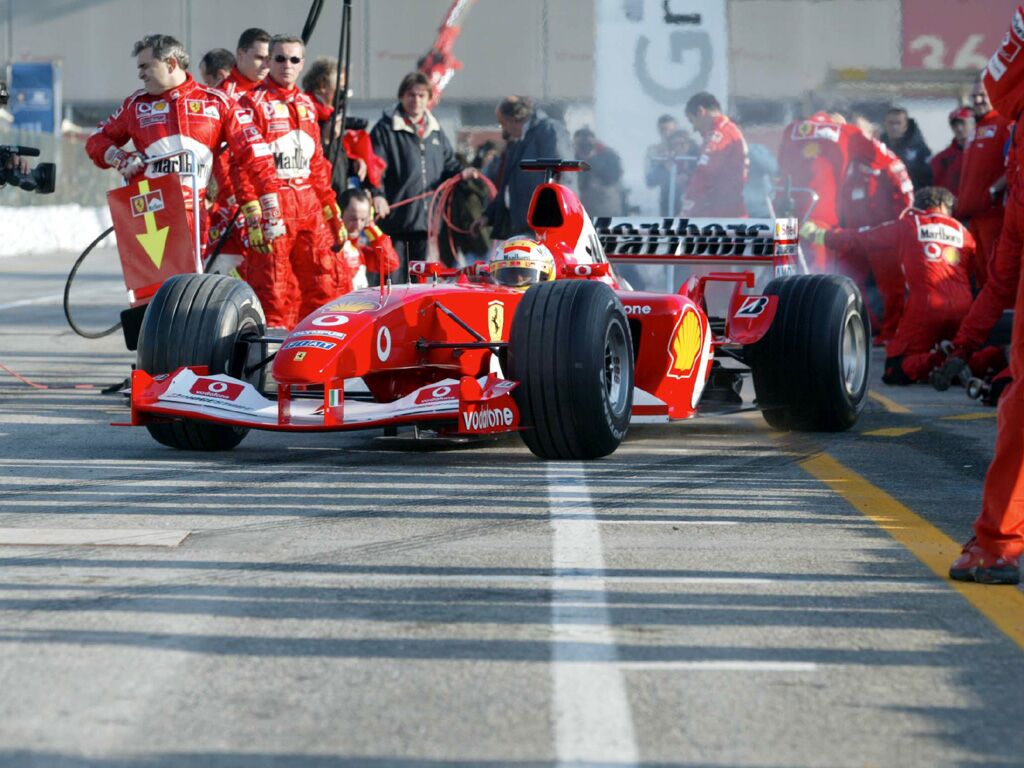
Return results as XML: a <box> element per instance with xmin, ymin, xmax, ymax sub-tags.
<box><xmin>130</xmin><ymin>190</ymin><xmax>165</xmax><ymax>217</ymax></box>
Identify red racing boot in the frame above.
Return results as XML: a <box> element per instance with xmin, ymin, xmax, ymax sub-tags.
<box><xmin>949</xmin><ymin>538</ymin><xmax>1021</xmax><ymax>584</ymax></box>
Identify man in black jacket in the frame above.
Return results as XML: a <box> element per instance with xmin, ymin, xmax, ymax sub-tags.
<box><xmin>881</xmin><ymin>107</ymin><xmax>933</xmax><ymax>189</ymax></box>
<box><xmin>370</xmin><ymin>71</ymin><xmax>478</xmax><ymax>282</ymax></box>
<box><xmin>477</xmin><ymin>96</ymin><xmax>575</xmax><ymax>240</ymax></box>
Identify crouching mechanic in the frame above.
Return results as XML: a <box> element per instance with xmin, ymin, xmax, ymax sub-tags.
<box><xmin>805</xmin><ymin>187</ymin><xmax>975</xmax><ymax>384</ymax></box>
<box><xmin>339</xmin><ymin>188</ymin><xmax>399</xmax><ymax>290</ymax></box>
<box><xmin>234</xmin><ymin>34</ymin><xmax>349</xmax><ymax>328</ymax></box>
<box><xmin>86</xmin><ymin>34</ymin><xmax>281</xmax><ymax>262</ymax></box>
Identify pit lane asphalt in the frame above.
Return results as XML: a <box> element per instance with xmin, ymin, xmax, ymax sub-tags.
<box><xmin>1</xmin><ymin>250</ymin><xmax>1022</xmax><ymax>768</ymax></box>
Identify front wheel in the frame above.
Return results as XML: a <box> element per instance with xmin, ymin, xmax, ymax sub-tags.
<box><xmin>136</xmin><ymin>273</ymin><xmax>266</xmax><ymax>450</ymax></box>
<box><xmin>507</xmin><ymin>280</ymin><xmax>634</xmax><ymax>459</ymax></box>
<box><xmin>745</xmin><ymin>274</ymin><xmax>869</xmax><ymax>431</ymax></box>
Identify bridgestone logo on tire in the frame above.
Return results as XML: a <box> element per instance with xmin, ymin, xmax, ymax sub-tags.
<box><xmin>462</xmin><ymin>406</ymin><xmax>514</xmax><ymax>431</ymax></box>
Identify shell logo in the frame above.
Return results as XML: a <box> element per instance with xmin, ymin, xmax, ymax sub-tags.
<box><xmin>942</xmin><ymin>246</ymin><xmax>961</xmax><ymax>266</ymax></box>
<box><xmin>801</xmin><ymin>142</ymin><xmax>821</xmax><ymax>159</ymax></box>
<box><xmin>326</xmin><ymin>297</ymin><xmax>381</xmax><ymax>313</ymax></box>
<box><xmin>668</xmin><ymin>309</ymin><xmax>702</xmax><ymax>379</ymax></box>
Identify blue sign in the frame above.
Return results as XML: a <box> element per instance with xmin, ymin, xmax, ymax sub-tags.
<box><xmin>10</xmin><ymin>61</ymin><xmax>61</xmax><ymax>134</ymax></box>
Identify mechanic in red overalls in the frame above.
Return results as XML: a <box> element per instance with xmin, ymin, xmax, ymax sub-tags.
<box><xmin>233</xmin><ymin>34</ymin><xmax>348</xmax><ymax>328</ymax></box>
<box><xmin>931</xmin><ymin>107</ymin><xmax>972</xmax><ymax>195</ymax></box>
<box><xmin>947</xmin><ymin>5</ymin><xmax>1024</xmax><ymax>584</ymax></box>
<box><xmin>777</xmin><ymin>111</ymin><xmax>858</xmax><ymax>272</ymax></box>
<box><xmin>808</xmin><ymin>187</ymin><xmax>975</xmax><ymax>384</ymax></box>
<box><xmin>206</xmin><ymin>28</ymin><xmax>272</xmax><ymax>276</ymax></box>
<box><xmin>86</xmin><ymin>33</ymin><xmax>281</xmax><ymax>259</ymax></box>
<box><xmin>679</xmin><ymin>92</ymin><xmax>748</xmax><ymax>218</ymax></box>
<box><xmin>932</xmin><ymin>122</ymin><xmax>1020</xmax><ymax>387</ymax></box>
<box><xmin>955</xmin><ymin>78</ymin><xmax>1011</xmax><ymax>289</ymax></box>
<box><xmin>338</xmin><ymin>187</ymin><xmax>400</xmax><ymax>290</ymax></box>
<box><xmin>838</xmin><ymin>130</ymin><xmax>915</xmax><ymax>343</ymax></box>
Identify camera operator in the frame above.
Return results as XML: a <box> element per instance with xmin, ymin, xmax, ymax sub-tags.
<box><xmin>3</xmin><ymin>152</ymin><xmax>30</xmax><ymax>178</ymax></box>
<box><xmin>0</xmin><ymin>80</ymin><xmax>56</xmax><ymax>193</ymax></box>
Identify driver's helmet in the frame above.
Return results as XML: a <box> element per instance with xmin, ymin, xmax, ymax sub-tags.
<box><xmin>490</xmin><ymin>238</ymin><xmax>556</xmax><ymax>289</ymax></box>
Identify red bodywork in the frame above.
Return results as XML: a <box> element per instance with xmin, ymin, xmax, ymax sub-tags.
<box><xmin>130</xmin><ymin>178</ymin><xmax>798</xmax><ymax>435</ymax></box>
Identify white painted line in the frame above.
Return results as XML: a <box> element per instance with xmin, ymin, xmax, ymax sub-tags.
<box><xmin>0</xmin><ymin>528</ymin><xmax>190</xmax><ymax>547</ymax></box>
<box><xmin>334</xmin><ymin>575</ymin><xmax>777</xmax><ymax>586</ymax></box>
<box><xmin>0</xmin><ymin>293</ymin><xmax>65</xmax><ymax>311</ymax></box>
<box><xmin>595</xmin><ymin>519</ymin><xmax>740</xmax><ymax>526</ymax></box>
<box><xmin>548</xmin><ymin>462</ymin><xmax>638</xmax><ymax>767</ymax></box>
<box><xmin>617</xmin><ymin>661</ymin><xmax>819</xmax><ymax>672</ymax></box>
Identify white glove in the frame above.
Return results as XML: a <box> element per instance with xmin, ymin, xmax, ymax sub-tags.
<box><xmin>104</xmin><ymin>146</ymin><xmax>145</xmax><ymax>179</ymax></box>
<box><xmin>260</xmin><ymin>193</ymin><xmax>287</xmax><ymax>242</ymax></box>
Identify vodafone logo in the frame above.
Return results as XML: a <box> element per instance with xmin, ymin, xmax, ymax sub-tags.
<box><xmin>415</xmin><ymin>385</ymin><xmax>456</xmax><ymax>405</ymax></box>
<box><xmin>312</xmin><ymin>314</ymin><xmax>349</xmax><ymax>327</ymax></box>
<box><xmin>190</xmin><ymin>378</ymin><xmax>244</xmax><ymax>401</ymax></box>
<box><xmin>461</xmin><ymin>406</ymin><xmax>515</xmax><ymax>432</ymax></box>
<box><xmin>377</xmin><ymin>326</ymin><xmax>392</xmax><ymax>361</ymax></box>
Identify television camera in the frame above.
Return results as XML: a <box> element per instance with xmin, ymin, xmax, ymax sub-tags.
<box><xmin>0</xmin><ymin>80</ymin><xmax>56</xmax><ymax>194</ymax></box>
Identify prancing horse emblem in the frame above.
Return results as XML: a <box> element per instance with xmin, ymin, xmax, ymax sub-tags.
<box><xmin>487</xmin><ymin>300</ymin><xmax>504</xmax><ymax>343</ymax></box>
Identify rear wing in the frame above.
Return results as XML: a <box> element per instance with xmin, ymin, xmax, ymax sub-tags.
<box><xmin>594</xmin><ymin>216</ymin><xmax>803</xmax><ymax>276</ymax></box>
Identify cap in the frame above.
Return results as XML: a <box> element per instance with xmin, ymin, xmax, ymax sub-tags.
<box><xmin>949</xmin><ymin>107</ymin><xmax>973</xmax><ymax>124</ymax></box>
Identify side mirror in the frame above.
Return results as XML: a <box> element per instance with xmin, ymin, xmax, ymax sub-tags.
<box><xmin>561</xmin><ymin>262</ymin><xmax>610</xmax><ymax>278</ymax></box>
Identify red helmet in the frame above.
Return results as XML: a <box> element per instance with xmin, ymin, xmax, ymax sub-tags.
<box><xmin>949</xmin><ymin>107</ymin><xmax>973</xmax><ymax>124</ymax></box>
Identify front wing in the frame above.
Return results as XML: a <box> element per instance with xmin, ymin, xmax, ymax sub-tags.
<box><xmin>126</xmin><ymin>368</ymin><xmax>521</xmax><ymax>435</ymax></box>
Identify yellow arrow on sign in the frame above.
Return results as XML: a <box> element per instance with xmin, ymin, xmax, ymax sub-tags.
<box><xmin>135</xmin><ymin>179</ymin><xmax>169</xmax><ymax>269</ymax></box>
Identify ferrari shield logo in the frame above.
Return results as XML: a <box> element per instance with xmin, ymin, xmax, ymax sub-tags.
<box><xmin>487</xmin><ymin>301</ymin><xmax>504</xmax><ymax>342</ymax></box>
<box><xmin>294</xmin><ymin>351</ymin><xmax>307</xmax><ymax>361</ymax></box>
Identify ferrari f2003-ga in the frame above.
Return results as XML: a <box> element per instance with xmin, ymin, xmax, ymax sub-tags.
<box><xmin>125</xmin><ymin>160</ymin><xmax>870</xmax><ymax>459</ymax></box>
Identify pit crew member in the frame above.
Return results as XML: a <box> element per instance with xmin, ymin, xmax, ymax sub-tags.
<box><xmin>205</xmin><ymin>28</ymin><xmax>272</xmax><ymax>275</ymax></box>
<box><xmin>838</xmin><ymin>131</ymin><xmax>915</xmax><ymax>342</ymax></box>
<box><xmin>777</xmin><ymin>110</ymin><xmax>857</xmax><ymax>272</ymax></box>
<box><xmin>679</xmin><ymin>91</ymin><xmax>748</xmax><ymax>218</ymax></box>
<box><xmin>85</xmin><ymin>33</ymin><xmax>281</xmax><ymax>260</ymax></box>
<box><xmin>808</xmin><ymin>187</ymin><xmax>975</xmax><ymax>385</ymax></box>
<box><xmin>233</xmin><ymin>34</ymin><xmax>347</xmax><ymax>328</ymax></box>
<box><xmin>930</xmin><ymin>107</ymin><xmax>972</xmax><ymax>194</ymax></box>
<box><xmin>339</xmin><ymin>187</ymin><xmax>399</xmax><ymax>290</ymax></box>
<box><xmin>933</xmin><ymin>121</ymin><xmax>1021</xmax><ymax>389</ymax></box>
<box><xmin>198</xmin><ymin>48</ymin><xmax>234</xmax><ymax>88</ymax></box>
<box><xmin>954</xmin><ymin>78</ymin><xmax>1011</xmax><ymax>289</ymax></box>
<box><xmin>945</xmin><ymin>6</ymin><xmax>1024</xmax><ymax>585</ymax></box>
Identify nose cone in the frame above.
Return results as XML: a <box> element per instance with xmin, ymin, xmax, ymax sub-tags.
<box><xmin>271</xmin><ymin>294</ymin><xmax>386</xmax><ymax>384</ymax></box>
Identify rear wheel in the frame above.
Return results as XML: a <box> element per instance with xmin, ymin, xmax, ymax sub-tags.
<box><xmin>745</xmin><ymin>274</ymin><xmax>869</xmax><ymax>431</ymax></box>
<box><xmin>507</xmin><ymin>280</ymin><xmax>633</xmax><ymax>459</ymax></box>
<box><xmin>137</xmin><ymin>273</ymin><xmax>266</xmax><ymax>450</ymax></box>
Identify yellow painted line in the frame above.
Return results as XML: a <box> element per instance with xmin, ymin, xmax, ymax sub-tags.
<box><xmin>863</xmin><ymin>427</ymin><xmax>922</xmax><ymax>438</ymax></box>
<box><xmin>801</xmin><ymin>453</ymin><xmax>1024</xmax><ymax>653</ymax></box>
<box><xmin>868</xmin><ymin>389</ymin><xmax>911</xmax><ymax>414</ymax></box>
<box><xmin>941</xmin><ymin>412</ymin><xmax>997</xmax><ymax>421</ymax></box>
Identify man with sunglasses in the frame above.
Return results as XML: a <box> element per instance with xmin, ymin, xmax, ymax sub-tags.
<box><xmin>233</xmin><ymin>34</ymin><xmax>350</xmax><ymax>328</ymax></box>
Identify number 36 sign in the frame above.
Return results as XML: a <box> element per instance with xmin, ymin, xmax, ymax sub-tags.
<box><xmin>902</xmin><ymin>0</ymin><xmax>1007</xmax><ymax>71</ymax></box>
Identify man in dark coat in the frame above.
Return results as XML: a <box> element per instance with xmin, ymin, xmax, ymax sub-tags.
<box><xmin>881</xmin><ymin>107</ymin><xmax>933</xmax><ymax>189</ymax></box>
<box><xmin>370</xmin><ymin>71</ymin><xmax>478</xmax><ymax>281</ymax></box>
<box><xmin>477</xmin><ymin>96</ymin><xmax>575</xmax><ymax>240</ymax></box>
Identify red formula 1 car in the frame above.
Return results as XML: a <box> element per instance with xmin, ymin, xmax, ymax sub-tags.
<box><xmin>126</xmin><ymin>161</ymin><xmax>869</xmax><ymax>459</ymax></box>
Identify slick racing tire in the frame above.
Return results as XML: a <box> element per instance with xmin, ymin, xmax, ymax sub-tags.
<box><xmin>508</xmin><ymin>279</ymin><xmax>633</xmax><ymax>459</ymax></box>
<box><xmin>745</xmin><ymin>274</ymin><xmax>869</xmax><ymax>432</ymax></box>
<box><xmin>137</xmin><ymin>273</ymin><xmax>266</xmax><ymax>451</ymax></box>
